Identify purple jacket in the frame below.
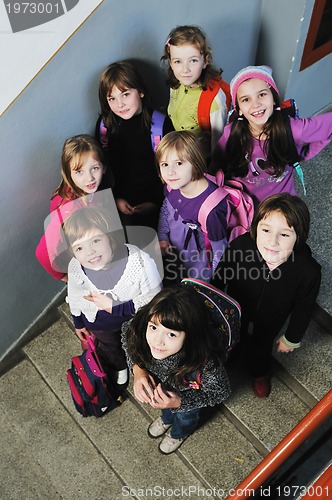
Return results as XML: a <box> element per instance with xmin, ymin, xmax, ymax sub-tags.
<box><xmin>214</xmin><ymin>113</ymin><xmax>332</xmax><ymax>206</ymax></box>
<box><xmin>158</xmin><ymin>179</ymin><xmax>228</xmax><ymax>282</ymax></box>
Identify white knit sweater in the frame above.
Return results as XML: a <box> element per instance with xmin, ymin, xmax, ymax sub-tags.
<box><xmin>66</xmin><ymin>244</ymin><xmax>162</xmax><ymax>322</ymax></box>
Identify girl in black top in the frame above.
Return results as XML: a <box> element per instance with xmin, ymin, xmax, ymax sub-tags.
<box><xmin>96</xmin><ymin>60</ymin><xmax>173</xmax><ymax>230</ymax></box>
<box><xmin>213</xmin><ymin>193</ymin><xmax>321</xmax><ymax>398</ymax></box>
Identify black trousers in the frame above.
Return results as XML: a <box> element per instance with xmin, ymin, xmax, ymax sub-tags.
<box><xmin>90</xmin><ymin>328</ymin><xmax>127</xmax><ymax>373</ymax></box>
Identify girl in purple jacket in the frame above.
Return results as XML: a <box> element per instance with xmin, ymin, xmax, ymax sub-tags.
<box><xmin>211</xmin><ymin>65</ymin><xmax>332</xmax><ymax>206</ymax></box>
<box><xmin>156</xmin><ymin>131</ymin><xmax>228</xmax><ymax>283</ymax></box>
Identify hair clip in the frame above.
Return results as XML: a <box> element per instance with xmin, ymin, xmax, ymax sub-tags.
<box><xmin>165</xmin><ymin>37</ymin><xmax>171</xmax><ymax>47</ymax></box>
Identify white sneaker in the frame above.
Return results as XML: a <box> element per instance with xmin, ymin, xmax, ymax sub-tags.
<box><xmin>158</xmin><ymin>433</ymin><xmax>186</xmax><ymax>454</ymax></box>
<box><xmin>148</xmin><ymin>417</ymin><xmax>172</xmax><ymax>438</ymax></box>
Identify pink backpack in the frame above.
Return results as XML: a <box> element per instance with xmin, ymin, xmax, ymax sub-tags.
<box><xmin>199</xmin><ymin>171</ymin><xmax>254</xmax><ymax>243</ymax></box>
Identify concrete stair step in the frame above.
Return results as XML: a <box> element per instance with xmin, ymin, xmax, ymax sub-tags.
<box><xmin>22</xmin><ymin>319</ymin><xmax>208</xmax><ymax>496</ymax></box>
<box><xmin>13</xmin><ymin>302</ymin><xmax>330</xmax><ymax>498</ymax></box>
<box><xmin>126</xmin><ymin>380</ymin><xmax>263</xmax><ymax>493</ymax></box>
<box><xmin>272</xmin><ymin>319</ymin><xmax>332</xmax><ymax>406</ymax></box>
<box><xmin>222</xmin><ymin>367</ymin><xmax>310</xmax><ymax>456</ymax></box>
<box><xmin>126</xmin><ymin>364</ymin><xmax>310</xmax><ymax>461</ymax></box>
<box><xmin>59</xmin><ymin>301</ymin><xmax>74</xmax><ymax>330</ymax></box>
<box><xmin>0</xmin><ymin>358</ymin><xmax>123</xmax><ymax>500</ymax></box>
<box><xmin>23</xmin><ymin>314</ymin><xmax>266</xmax><ymax>496</ymax></box>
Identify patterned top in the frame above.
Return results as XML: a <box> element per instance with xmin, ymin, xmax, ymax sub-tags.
<box><xmin>121</xmin><ymin>320</ymin><xmax>231</xmax><ymax>413</ymax></box>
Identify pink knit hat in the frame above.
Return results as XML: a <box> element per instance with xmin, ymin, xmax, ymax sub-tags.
<box><xmin>230</xmin><ymin>65</ymin><xmax>279</xmax><ymax>107</ymax></box>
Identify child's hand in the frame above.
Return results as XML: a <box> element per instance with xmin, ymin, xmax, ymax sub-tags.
<box><xmin>159</xmin><ymin>240</ymin><xmax>172</xmax><ymax>257</ymax></box>
<box><xmin>276</xmin><ymin>337</ymin><xmax>294</xmax><ymax>353</ymax></box>
<box><xmin>116</xmin><ymin>198</ymin><xmax>135</xmax><ymax>215</ymax></box>
<box><xmin>83</xmin><ymin>292</ymin><xmax>113</xmax><ymax>313</ymax></box>
<box><xmin>150</xmin><ymin>383</ymin><xmax>181</xmax><ymax>409</ymax></box>
<box><xmin>75</xmin><ymin>327</ymin><xmax>93</xmax><ymax>342</ymax></box>
<box><xmin>133</xmin><ymin>202</ymin><xmax>157</xmax><ymax>215</ymax></box>
<box><xmin>132</xmin><ymin>365</ymin><xmax>156</xmax><ymax>404</ymax></box>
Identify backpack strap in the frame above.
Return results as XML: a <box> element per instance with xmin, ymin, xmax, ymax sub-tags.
<box><xmin>280</xmin><ymin>98</ymin><xmax>299</xmax><ymax>118</ymax></box>
<box><xmin>283</xmin><ymin>114</ymin><xmax>307</xmax><ymax>195</ymax></box>
<box><xmin>151</xmin><ymin>109</ymin><xmax>165</xmax><ymax>152</ymax></box>
<box><xmin>198</xmin><ymin>79</ymin><xmax>231</xmax><ymax>131</ymax></box>
<box><xmin>201</xmin><ymin>171</ymin><xmax>254</xmax><ymax>242</ymax></box>
<box><xmin>197</xmin><ymin>174</ymin><xmax>228</xmax><ymax>234</ymax></box>
<box><xmin>98</xmin><ymin>118</ymin><xmax>109</xmax><ymax>148</ymax></box>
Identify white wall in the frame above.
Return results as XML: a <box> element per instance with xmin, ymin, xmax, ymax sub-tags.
<box><xmin>0</xmin><ymin>0</ymin><xmax>261</xmax><ymax>360</ymax></box>
<box><xmin>0</xmin><ymin>0</ymin><xmax>103</xmax><ymax>116</ymax></box>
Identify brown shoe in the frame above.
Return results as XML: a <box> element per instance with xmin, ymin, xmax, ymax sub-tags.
<box><xmin>252</xmin><ymin>376</ymin><xmax>271</xmax><ymax>398</ymax></box>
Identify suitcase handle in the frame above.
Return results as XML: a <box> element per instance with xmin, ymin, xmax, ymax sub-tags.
<box><xmin>84</xmin><ymin>333</ymin><xmax>97</xmax><ymax>351</ymax></box>
<box><xmin>84</xmin><ymin>333</ymin><xmax>106</xmax><ymax>377</ymax></box>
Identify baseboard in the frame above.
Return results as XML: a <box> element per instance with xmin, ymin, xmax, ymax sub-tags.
<box><xmin>314</xmin><ymin>103</ymin><xmax>332</xmax><ymax>115</ymax></box>
<box><xmin>0</xmin><ymin>288</ymin><xmax>66</xmax><ymax>375</ymax></box>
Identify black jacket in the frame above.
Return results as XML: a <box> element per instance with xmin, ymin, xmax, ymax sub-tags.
<box><xmin>213</xmin><ymin>232</ymin><xmax>321</xmax><ymax>344</ymax></box>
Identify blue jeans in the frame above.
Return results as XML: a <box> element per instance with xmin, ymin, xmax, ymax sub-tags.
<box><xmin>162</xmin><ymin>408</ymin><xmax>201</xmax><ymax>439</ymax></box>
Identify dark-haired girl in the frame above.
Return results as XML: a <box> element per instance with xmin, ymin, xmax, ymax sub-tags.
<box><xmin>96</xmin><ymin>60</ymin><xmax>173</xmax><ymax>230</ymax></box>
<box><xmin>211</xmin><ymin>65</ymin><xmax>332</xmax><ymax>206</ymax></box>
<box><xmin>121</xmin><ymin>285</ymin><xmax>231</xmax><ymax>454</ymax></box>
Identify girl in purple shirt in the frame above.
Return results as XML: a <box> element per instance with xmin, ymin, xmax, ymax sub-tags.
<box><xmin>156</xmin><ymin>131</ymin><xmax>227</xmax><ymax>283</ymax></box>
<box><xmin>211</xmin><ymin>65</ymin><xmax>332</xmax><ymax>206</ymax></box>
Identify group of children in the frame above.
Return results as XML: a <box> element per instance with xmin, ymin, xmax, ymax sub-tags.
<box><xmin>35</xmin><ymin>24</ymin><xmax>331</xmax><ymax>454</ymax></box>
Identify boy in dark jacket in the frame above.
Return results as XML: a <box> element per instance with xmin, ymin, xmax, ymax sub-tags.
<box><xmin>213</xmin><ymin>193</ymin><xmax>321</xmax><ymax>397</ymax></box>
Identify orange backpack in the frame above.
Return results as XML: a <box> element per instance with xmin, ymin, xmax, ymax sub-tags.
<box><xmin>197</xmin><ymin>78</ymin><xmax>231</xmax><ymax>131</ymax></box>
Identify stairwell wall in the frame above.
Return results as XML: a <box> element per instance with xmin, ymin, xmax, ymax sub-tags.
<box><xmin>0</xmin><ymin>0</ymin><xmax>261</xmax><ymax>361</ymax></box>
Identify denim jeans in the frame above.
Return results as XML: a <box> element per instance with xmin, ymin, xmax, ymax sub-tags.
<box><xmin>162</xmin><ymin>408</ymin><xmax>201</xmax><ymax>439</ymax></box>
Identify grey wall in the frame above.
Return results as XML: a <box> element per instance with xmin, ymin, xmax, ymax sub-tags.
<box><xmin>256</xmin><ymin>0</ymin><xmax>332</xmax><ymax>116</ymax></box>
<box><xmin>286</xmin><ymin>0</ymin><xmax>332</xmax><ymax>116</ymax></box>
<box><xmin>0</xmin><ymin>0</ymin><xmax>261</xmax><ymax>361</ymax></box>
<box><xmin>256</xmin><ymin>0</ymin><xmax>305</xmax><ymax>98</ymax></box>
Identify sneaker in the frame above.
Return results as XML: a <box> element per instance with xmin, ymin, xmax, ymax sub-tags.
<box><xmin>158</xmin><ymin>433</ymin><xmax>186</xmax><ymax>454</ymax></box>
<box><xmin>147</xmin><ymin>417</ymin><xmax>172</xmax><ymax>438</ymax></box>
<box><xmin>252</xmin><ymin>376</ymin><xmax>271</xmax><ymax>398</ymax></box>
